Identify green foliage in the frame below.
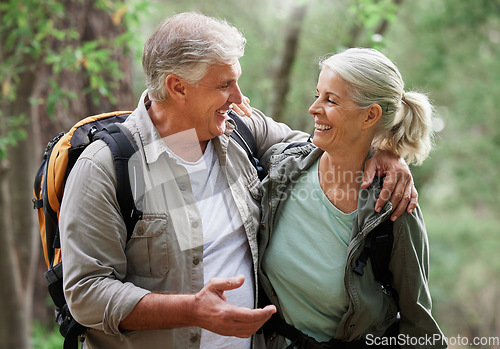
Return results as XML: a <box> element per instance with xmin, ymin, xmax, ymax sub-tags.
<box><xmin>31</xmin><ymin>322</ymin><xmax>63</xmax><ymax>349</ymax></box>
<box><xmin>0</xmin><ymin>111</ymin><xmax>27</xmax><ymax>159</ymax></box>
<box><xmin>0</xmin><ymin>0</ymin><xmax>65</xmax><ymax>158</ymax></box>
<box><xmin>387</xmin><ymin>0</ymin><xmax>500</xmax><ymax>208</ymax></box>
<box><xmin>0</xmin><ymin>0</ymin><xmax>150</xmax><ymax>160</ymax></box>
<box><xmin>349</xmin><ymin>0</ymin><xmax>398</xmax><ymax>32</ymax></box>
<box><xmin>424</xmin><ymin>204</ymin><xmax>500</xmax><ymax>338</ymax></box>
<box><xmin>385</xmin><ymin>0</ymin><xmax>500</xmax><ymax>338</ymax></box>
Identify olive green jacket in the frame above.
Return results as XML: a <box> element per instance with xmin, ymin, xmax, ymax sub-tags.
<box><xmin>258</xmin><ymin>143</ymin><xmax>446</xmax><ymax>349</ymax></box>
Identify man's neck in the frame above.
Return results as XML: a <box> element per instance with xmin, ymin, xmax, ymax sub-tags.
<box><xmin>148</xmin><ymin>99</ymin><xmax>208</xmax><ymax>162</ymax></box>
<box><xmin>166</xmin><ymin>138</ymin><xmax>209</xmax><ymax>163</ymax></box>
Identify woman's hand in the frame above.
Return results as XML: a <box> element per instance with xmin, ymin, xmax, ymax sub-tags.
<box><xmin>361</xmin><ymin>150</ymin><xmax>418</xmax><ymax>221</ymax></box>
<box><xmin>230</xmin><ymin>96</ymin><xmax>252</xmax><ymax>117</ymax></box>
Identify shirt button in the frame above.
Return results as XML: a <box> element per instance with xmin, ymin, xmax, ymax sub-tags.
<box><xmin>193</xmin><ymin>256</ymin><xmax>200</xmax><ymax>265</ymax></box>
<box><xmin>260</xmin><ymin>223</ymin><xmax>266</xmax><ymax>230</ymax></box>
<box><xmin>190</xmin><ymin>334</ymin><xmax>198</xmax><ymax>343</ymax></box>
<box><xmin>179</xmin><ymin>183</ymin><xmax>187</xmax><ymax>191</ymax></box>
<box><xmin>192</xmin><ymin>221</ymin><xmax>199</xmax><ymax>228</ymax></box>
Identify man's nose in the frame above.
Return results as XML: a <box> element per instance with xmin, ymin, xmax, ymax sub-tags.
<box><xmin>229</xmin><ymin>83</ymin><xmax>243</xmax><ymax>105</ymax></box>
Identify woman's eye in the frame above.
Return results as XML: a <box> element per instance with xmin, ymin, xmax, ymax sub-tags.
<box><xmin>314</xmin><ymin>94</ymin><xmax>336</xmax><ymax>104</ymax></box>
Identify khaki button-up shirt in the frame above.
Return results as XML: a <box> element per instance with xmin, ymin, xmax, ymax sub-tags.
<box><xmin>60</xmin><ymin>90</ymin><xmax>307</xmax><ymax>348</ymax></box>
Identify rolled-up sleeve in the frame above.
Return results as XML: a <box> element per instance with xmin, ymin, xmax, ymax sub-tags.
<box><xmin>60</xmin><ymin>140</ymin><xmax>150</xmax><ymax>335</ymax></box>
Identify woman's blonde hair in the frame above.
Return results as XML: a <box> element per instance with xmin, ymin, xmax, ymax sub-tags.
<box><xmin>320</xmin><ymin>48</ymin><xmax>434</xmax><ymax>165</ymax></box>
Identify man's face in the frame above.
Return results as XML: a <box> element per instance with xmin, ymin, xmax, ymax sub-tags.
<box><xmin>183</xmin><ymin>60</ymin><xmax>243</xmax><ymax>142</ymax></box>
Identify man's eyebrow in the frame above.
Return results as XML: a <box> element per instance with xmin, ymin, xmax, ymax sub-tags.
<box><xmin>218</xmin><ymin>78</ymin><xmax>236</xmax><ymax>87</ymax></box>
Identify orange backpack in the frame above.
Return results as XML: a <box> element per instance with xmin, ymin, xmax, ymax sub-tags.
<box><xmin>32</xmin><ymin>111</ymin><xmax>143</xmax><ymax>348</ymax></box>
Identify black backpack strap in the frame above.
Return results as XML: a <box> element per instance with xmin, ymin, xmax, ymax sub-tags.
<box><xmin>265</xmin><ymin>313</ymin><xmax>367</xmax><ymax>349</ymax></box>
<box><xmin>60</xmin><ymin>306</ymin><xmax>86</xmax><ymax>349</ymax></box>
<box><xmin>227</xmin><ymin>110</ymin><xmax>266</xmax><ymax>180</ymax></box>
<box><xmin>354</xmin><ymin>217</ymin><xmax>399</xmax><ymax>308</ymax></box>
<box><xmin>91</xmin><ymin>124</ymin><xmax>143</xmax><ymax>242</ymax></box>
<box><xmin>43</xmin><ymin>262</ymin><xmax>86</xmax><ymax>348</ymax></box>
<box><xmin>228</xmin><ymin>110</ymin><xmax>258</xmax><ymax>154</ymax></box>
<box><xmin>283</xmin><ymin>139</ymin><xmax>313</xmax><ymax>151</ymax></box>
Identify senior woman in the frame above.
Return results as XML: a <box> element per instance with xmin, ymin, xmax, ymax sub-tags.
<box><xmin>258</xmin><ymin>48</ymin><xmax>445</xmax><ymax>349</ymax></box>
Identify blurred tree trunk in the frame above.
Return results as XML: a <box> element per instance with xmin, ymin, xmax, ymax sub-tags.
<box><xmin>0</xmin><ymin>1</ymin><xmax>134</xmax><ymax>347</ymax></box>
<box><xmin>0</xmin><ymin>160</ymin><xmax>30</xmax><ymax>349</ymax></box>
<box><xmin>269</xmin><ymin>0</ymin><xmax>310</xmax><ymax>122</ymax></box>
<box><xmin>0</xmin><ymin>27</ymin><xmax>37</xmax><ymax>349</ymax></box>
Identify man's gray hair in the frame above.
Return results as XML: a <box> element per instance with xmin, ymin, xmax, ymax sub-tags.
<box><xmin>142</xmin><ymin>12</ymin><xmax>246</xmax><ymax>101</ymax></box>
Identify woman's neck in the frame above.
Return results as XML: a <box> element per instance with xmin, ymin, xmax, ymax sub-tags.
<box><xmin>317</xmin><ymin>149</ymin><xmax>368</xmax><ymax>213</ymax></box>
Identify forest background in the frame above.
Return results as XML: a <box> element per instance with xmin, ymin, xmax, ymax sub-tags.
<box><xmin>1</xmin><ymin>0</ymin><xmax>499</xmax><ymax>348</ymax></box>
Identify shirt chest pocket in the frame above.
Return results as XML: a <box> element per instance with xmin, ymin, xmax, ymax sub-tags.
<box><xmin>125</xmin><ymin>214</ymin><xmax>169</xmax><ymax>278</ymax></box>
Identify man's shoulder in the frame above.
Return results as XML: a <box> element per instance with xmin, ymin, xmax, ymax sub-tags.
<box><xmin>76</xmin><ymin>140</ymin><xmax>115</xmax><ymax>178</ymax></box>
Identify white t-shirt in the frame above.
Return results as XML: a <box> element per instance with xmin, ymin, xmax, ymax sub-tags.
<box><xmin>169</xmin><ymin>141</ymin><xmax>254</xmax><ymax>349</ymax></box>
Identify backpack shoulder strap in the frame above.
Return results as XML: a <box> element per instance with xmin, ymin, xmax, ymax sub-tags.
<box><xmin>91</xmin><ymin>124</ymin><xmax>143</xmax><ymax>242</ymax></box>
<box><xmin>227</xmin><ymin>110</ymin><xmax>265</xmax><ymax>180</ymax></box>
<box><xmin>228</xmin><ymin>110</ymin><xmax>258</xmax><ymax>154</ymax></box>
<box><xmin>354</xmin><ymin>216</ymin><xmax>400</xmax><ymax>308</ymax></box>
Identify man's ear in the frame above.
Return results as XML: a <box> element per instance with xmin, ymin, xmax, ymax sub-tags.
<box><xmin>165</xmin><ymin>74</ymin><xmax>186</xmax><ymax>100</ymax></box>
<box><xmin>362</xmin><ymin>104</ymin><xmax>383</xmax><ymax>129</ymax></box>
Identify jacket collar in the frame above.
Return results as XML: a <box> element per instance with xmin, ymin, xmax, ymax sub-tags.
<box><xmin>355</xmin><ymin>180</ymin><xmax>393</xmax><ymax>237</ymax></box>
<box><xmin>269</xmin><ymin>142</ymin><xmax>394</xmax><ymax>236</ymax></box>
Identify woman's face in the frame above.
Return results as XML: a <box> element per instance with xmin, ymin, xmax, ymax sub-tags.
<box><xmin>309</xmin><ymin>68</ymin><xmax>366</xmax><ymax>154</ymax></box>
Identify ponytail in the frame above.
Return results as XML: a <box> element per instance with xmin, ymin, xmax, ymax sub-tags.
<box><xmin>373</xmin><ymin>91</ymin><xmax>434</xmax><ymax>166</ymax></box>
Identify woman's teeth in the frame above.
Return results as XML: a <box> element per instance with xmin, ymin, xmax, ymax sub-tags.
<box><xmin>216</xmin><ymin>109</ymin><xmax>227</xmax><ymax>115</ymax></box>
<box><xmin>315</xmin><ymin>123</ymin><xmax>332</xmax><ymax>131</ymax></box>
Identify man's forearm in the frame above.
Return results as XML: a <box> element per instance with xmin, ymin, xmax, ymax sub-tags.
<box><xmin>118</xmin><ymin>276</ymin><xmax>276</xmax><ymax>338</ymax></box>
<box><xmin>119</xmin><ymin>293</ymin><xmax>197</xmax><ymax>331</ymax></box>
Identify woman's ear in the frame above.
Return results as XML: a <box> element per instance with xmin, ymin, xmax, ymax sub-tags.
<box><xmin>165</xmin><ymin>74</ymin><xmax>186</xmax><ymax>100</ymax></box>
<box><xmin>362</xmin><ymin>104</ymin><xmax>383</xmax><ymax>129</ymax></box>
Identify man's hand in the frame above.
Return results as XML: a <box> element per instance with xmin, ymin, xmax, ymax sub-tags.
<box><xmin>230</xmin><ymin>96</ymin><xmax>252</xmax><ymax>117</ymax></box>
<box><xmin>193</xmin><ymin>275</ymin><xmax>276</xmax><ymax>338</ymax></box>
<box><xmin>119</xmin><ymin>275</ymin><xmax>275</xmax><ymax>336</ymax></box>
<box><xmin>361</xmin><ymin>150</ymin><xmax>418</xmax><ymax>221</ymax></box>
